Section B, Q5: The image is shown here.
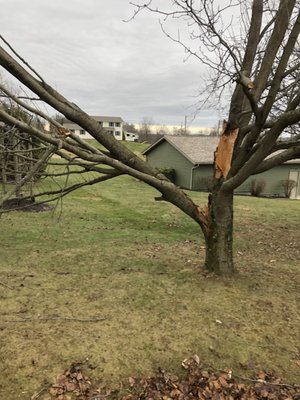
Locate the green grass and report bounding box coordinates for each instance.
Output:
[0,153,300,398]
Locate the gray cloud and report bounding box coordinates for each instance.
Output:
[1,0,219,127]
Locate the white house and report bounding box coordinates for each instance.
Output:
[124,131,139,142]
[60,116,124,140]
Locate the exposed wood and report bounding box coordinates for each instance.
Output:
[214,121,239,179]
[57,127,71,136]
[195,205,209,236]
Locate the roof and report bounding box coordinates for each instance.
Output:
[91,116,123,123]
[143,135,300,165]
[62,116,123,125]
[143,135,219,164]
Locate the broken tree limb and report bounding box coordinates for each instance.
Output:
[239,70,255,89]
[0,145,55,207]
[214,121,239,179]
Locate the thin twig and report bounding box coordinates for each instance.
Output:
[217,368,300,389]
[233,374,300,390]
[0,280,14,289]
[31,386,48,400]
[3,316,106,323]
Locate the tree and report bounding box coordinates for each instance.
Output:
[138,116,154,142]
[123,121,138,134]
[0,0,300,275]
[155,124,170,136]
[172,126,191,135]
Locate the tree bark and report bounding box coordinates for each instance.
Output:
[204,189,234,275]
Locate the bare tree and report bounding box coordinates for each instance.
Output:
[129,0,300,272]
[1,0,300,275]
[172,126,191,135]
[138,116,154,142]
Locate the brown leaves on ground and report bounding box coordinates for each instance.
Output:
[34,358,300,400]
[32,361,115,400]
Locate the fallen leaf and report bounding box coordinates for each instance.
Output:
[128,377,135,387]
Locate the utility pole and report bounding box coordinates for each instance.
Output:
[184,116,187,135]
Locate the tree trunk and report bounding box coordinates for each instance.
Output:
[204,189,235,275]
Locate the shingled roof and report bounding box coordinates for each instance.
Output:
[62,116,123,126]
[143,135,219,164]
[143,135,300,165]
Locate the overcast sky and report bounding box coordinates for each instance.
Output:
[1,0,222,128]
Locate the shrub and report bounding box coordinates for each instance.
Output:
[159,168,176,182]
[250,178,266,197]
[281,179,296,198]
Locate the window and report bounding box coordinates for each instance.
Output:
[109,122,114,127]
[115,131,121,136]
[115,122,120,127]
[108,130,114,135]
[70,129,75,133]
[79,129,85,135]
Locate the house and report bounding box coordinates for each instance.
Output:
[124,131,139,142]
[143,135,300,199]
[61,116,124,140]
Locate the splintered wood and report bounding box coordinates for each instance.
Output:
[196,205,209,234]
[214,121,239,179]
[57,127,71,136]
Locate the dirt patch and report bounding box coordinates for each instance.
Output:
[1,198,54,212]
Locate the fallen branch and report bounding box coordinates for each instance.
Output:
[230,372,300,390]
[3,316,106,323]
[0,145,55,207]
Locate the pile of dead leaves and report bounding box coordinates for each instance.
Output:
[32,362,117,400]
[32,357,300,400]
[124,357,300,400]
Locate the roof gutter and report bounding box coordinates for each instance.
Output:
[190,164,200,190]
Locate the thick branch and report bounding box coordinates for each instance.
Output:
[254,0,297,101]
[0,45,158,177]
[224,107,300,190]
[0,105,209,234]
[261,11,300,120]
[0,82,107,157]
[254,146,300,174]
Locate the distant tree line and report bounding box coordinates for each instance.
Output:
[124,117,218,144]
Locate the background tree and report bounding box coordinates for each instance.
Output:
[123,121,138,134]
[0,0,300,275]
[172,126,191,135]
[138,116,154,142]
[154,124,170,136]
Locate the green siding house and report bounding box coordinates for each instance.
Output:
[143,136,300,199]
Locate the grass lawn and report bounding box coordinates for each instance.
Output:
[0,145,299,398]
